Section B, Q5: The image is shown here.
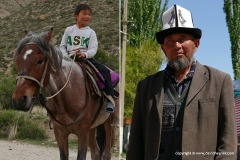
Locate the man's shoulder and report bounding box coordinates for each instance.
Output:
[139,71,164,86]
[197,62,231,80]
[199,63,228,76]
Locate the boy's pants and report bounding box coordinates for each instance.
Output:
[88,58,114,96]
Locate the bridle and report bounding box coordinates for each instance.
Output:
[16,42,49,88]
[15,42,103,126]
[16,42,75,100]
[15,42,87,126]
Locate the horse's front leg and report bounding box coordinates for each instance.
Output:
[76,130,89,160]
[53,126,69,160]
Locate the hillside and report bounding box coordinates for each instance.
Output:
[0,0,119,73]
[0,0,36,18]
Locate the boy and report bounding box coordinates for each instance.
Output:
[60,3,115,113]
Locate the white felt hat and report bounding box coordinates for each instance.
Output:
[156,4,202,44]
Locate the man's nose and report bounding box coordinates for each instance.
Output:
[173,41,181,47]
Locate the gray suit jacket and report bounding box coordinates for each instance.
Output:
[126,62,237,160]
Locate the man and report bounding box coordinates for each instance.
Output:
[126,4,237,160]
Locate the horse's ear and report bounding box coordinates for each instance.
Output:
[44,28,54,43]
[24,30,28,37]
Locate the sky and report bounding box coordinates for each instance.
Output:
[162,0,234,79]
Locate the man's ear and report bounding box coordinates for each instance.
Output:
[161,45,166,55]
[194,38,200,48]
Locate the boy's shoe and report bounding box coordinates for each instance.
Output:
[106,101,114,113]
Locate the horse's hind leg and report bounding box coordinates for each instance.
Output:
[77,145,88,160]
[102,117,115,160]
[89,128,101,160]
[54,127,69,160]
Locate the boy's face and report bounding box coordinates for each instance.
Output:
[75,9,92,28]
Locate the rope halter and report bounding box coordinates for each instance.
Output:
[16,42,49,90]
[16,42,76,100]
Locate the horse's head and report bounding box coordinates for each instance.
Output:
[12,28,61,111]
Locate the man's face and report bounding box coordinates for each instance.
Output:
[161,33,200,70]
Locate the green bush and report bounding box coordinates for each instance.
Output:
[0,110,47,140]
[124,39,164,117]
[0,72,4,79]
[16,118,46,140]
[0,109,16,137]
[0,75,16,109]
[95,50,119,71]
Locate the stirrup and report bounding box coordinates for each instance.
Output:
[106,101,114,113]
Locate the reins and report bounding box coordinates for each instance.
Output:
[45,52,76,100]
[16,42,76,100]
[16,42,91,126]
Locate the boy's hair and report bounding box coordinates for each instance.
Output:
[74,4,92,16]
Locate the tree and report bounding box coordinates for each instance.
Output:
[128,0,169,46]
[123,0,168,117]
[124,40,164,117]
[223,0,240,79]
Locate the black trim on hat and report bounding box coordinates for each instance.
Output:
[155,27,202,44]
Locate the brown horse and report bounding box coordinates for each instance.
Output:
[12,29,118,160]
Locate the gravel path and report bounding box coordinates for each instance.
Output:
[0,140,119,160]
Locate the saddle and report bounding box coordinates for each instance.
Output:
[83,60,119,97]
[77,59,119,128]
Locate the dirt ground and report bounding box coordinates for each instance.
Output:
[0,140,119,160]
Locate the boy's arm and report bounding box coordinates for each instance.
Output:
[60,29,69,57]
[83,30,98,59]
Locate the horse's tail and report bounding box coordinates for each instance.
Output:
[96,123,106,157]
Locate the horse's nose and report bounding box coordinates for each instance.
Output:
[12,96,27,110]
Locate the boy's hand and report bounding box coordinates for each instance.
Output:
[77,52,86,58]
[75,49,86,58]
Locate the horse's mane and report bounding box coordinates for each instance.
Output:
[15,31,63,71]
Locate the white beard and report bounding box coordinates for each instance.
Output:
[167,56,194,70]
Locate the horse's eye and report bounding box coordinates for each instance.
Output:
[37,59,44,65]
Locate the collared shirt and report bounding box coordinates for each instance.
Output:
[165,60,196,96]
[159,61,196,160]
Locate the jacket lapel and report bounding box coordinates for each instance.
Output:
[152,71,165,119]
[185,62,209,106]
[145,71,165,159]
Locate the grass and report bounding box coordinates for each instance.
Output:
[0,108,120,157]
[0,109,79,149]
[0,109,47,140]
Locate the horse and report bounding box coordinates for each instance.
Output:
[12,28,119,160]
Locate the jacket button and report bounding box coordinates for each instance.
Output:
[176,127,180,131]
[176,102,182,107]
